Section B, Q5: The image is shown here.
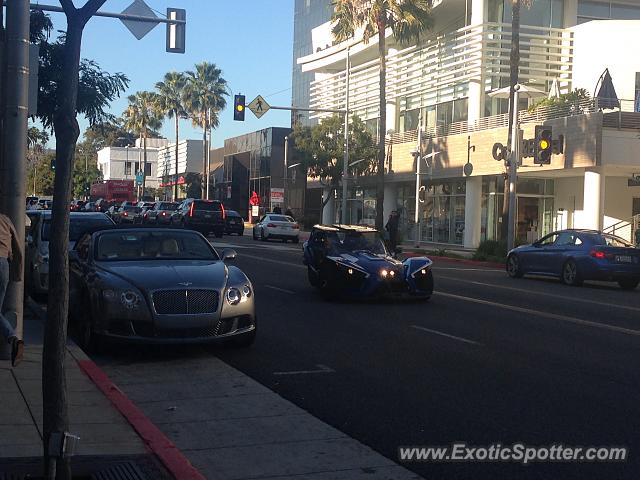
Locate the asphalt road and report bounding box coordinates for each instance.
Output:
[98,232,640,480]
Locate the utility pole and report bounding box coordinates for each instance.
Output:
[413,124,422,248]
[507,85,521,251]
[284,135,288,207]
[341,46,350,224]
[0,0,30,350]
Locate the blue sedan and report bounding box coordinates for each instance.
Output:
[506,229,640,290]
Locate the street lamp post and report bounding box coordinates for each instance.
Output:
[507,85,521,251]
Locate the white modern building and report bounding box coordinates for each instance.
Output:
[156,139,204,198]
[97,138,168,190]
[297,0,640,246]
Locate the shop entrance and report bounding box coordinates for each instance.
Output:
[517,196,554,243]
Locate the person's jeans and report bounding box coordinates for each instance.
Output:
[0,257,15,340]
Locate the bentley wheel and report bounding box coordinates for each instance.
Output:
[78,320,101,354]
[561,260,582,286]
[506,254,523,278]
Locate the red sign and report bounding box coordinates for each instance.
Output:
[159,176,186,188]
[249,191,260,206]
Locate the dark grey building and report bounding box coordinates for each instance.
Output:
[291,0,333,126]
[215,128,310,222]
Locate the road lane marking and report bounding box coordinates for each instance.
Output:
[263,285,295,294]
[236,253,307,269]
[433,267,503,272]
[273,364,335,375]
[435,291,640,337]
[411,325,483,346]
[438,275,640,313]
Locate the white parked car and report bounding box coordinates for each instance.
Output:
[252,214,300,243]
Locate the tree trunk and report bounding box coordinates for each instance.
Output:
[501,0,520,241]
[376,22,387,231]
[201,117,207,199]
[44,16,82,480]
[173,113,179,201]
[141,128,147,199]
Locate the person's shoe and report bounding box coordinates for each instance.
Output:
[10,337,24,367]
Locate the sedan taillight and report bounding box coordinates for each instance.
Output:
[267,223,276,228]
[590,249,612,260]
[292,224,299,230]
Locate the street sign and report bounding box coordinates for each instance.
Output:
[270,188,285,204]
[135,171,144,186]
[120,0,159,40]
[248,95,270,119]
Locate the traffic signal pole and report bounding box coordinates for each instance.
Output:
[0,0,29,349]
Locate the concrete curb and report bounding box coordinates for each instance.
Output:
[75,358,206,480]
[26,296,205,480]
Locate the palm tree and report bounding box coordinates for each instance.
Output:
[155,72,187,201]
[123,91,163,199]
[332,0,433,230]
[183,62,228,199]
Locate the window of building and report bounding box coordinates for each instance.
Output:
[502,0,564,27]
[577,0,640,23]
[399,98,468,133]
[124,162,132,176]
[144,162,152,176]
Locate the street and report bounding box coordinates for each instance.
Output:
[91,232,640,480]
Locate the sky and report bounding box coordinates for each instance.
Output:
[46,0,295,148]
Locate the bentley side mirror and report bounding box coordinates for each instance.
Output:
[221,249,237,262]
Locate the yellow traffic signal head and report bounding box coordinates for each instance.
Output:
[539,139,549,150]
[237,104,244,112]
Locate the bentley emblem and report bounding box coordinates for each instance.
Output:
[178,282,193,287]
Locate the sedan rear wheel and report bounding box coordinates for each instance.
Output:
[506,254,523,278]
[618,278,639,290]
[561,260,583,286]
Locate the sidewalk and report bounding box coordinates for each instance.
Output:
[0,303,173,479]
[2,301,424,480]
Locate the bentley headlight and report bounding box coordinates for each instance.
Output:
[120,290,140,310]
[226,287,241,305]
[242,284,252,298]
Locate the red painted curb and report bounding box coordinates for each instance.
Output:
[76,359,206,480]
[403,253,505,270]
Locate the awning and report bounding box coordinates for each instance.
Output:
[594,69,620,109]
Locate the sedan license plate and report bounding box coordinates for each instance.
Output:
[615,255,633,263]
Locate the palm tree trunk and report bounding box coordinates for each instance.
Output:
[501,0,521,241]
[174,113,179,201]
[201,115,207,199]
[141,129,148,199]
[376,22,387,231]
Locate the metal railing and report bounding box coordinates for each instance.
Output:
[603,214,640,244]
[385,97,640,145]
[309,22,574,121]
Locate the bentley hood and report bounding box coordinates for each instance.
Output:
[96,260,228,291]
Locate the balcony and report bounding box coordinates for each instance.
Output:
[309,22,574,120]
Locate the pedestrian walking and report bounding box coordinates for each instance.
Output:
[385,210,400,252]
[0,213,24,367]
[285,207,294,219]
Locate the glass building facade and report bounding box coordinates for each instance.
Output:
[292,0,333,126]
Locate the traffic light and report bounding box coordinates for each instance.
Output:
[534,125,553,165]
[234,95,245,121]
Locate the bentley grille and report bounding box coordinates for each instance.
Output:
[152,289,219,315]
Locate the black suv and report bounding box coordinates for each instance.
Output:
[171,198,226,237]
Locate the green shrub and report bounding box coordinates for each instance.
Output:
[473,239,508,263]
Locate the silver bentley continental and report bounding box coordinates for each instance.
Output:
[68,227,256,350]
